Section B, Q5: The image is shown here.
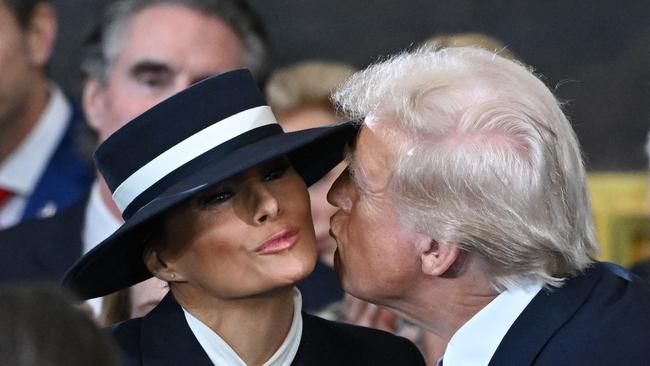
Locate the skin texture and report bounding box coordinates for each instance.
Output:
[0,1,55,162]
[146,158,317,365]
[277,103,345,266]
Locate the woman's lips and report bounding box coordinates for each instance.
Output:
[256,229,300,254]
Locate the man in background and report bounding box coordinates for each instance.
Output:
[0,0,93,228]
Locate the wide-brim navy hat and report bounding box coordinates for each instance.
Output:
[63,69,356,300]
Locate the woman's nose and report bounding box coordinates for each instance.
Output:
[327,169,353,213]
[253,184,280,223]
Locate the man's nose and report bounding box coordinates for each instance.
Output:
[327,169,353,212]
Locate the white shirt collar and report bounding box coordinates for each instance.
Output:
[0,84,71,195]
[184,288,303,366]
[443,282,542,366]
[83,182,123,255]
[83,182,123,317]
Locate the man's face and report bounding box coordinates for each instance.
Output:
[86,4,245,141]
[327,124,422,304]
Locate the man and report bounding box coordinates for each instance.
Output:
[328,46,650,365]
[0,0,268,293]
[0,0,93,228]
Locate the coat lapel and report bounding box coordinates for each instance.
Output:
[141,293,213,366]
[488,264,604,365]
[32,194,87,279]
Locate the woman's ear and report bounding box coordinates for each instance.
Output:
[143,247,182,282]
[419,238,461,277]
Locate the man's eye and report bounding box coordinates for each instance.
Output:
[135,71,171,88]
[263,165,289,181]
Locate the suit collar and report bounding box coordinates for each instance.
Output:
[140,293,213,366]
[488,263,604,365]
[82,183,122,255]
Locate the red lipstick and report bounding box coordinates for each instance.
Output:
[256,229,300,254]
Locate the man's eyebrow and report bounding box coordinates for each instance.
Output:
[129,60,173,75]
[343,146,371,194]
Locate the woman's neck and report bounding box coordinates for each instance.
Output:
[173,285,297,366]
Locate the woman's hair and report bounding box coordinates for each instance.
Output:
[83,0,270,83]
[333,46,598,290]
[101,289,131,325]
[0,283,119,366]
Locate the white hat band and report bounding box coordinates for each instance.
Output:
[112,105,278,213]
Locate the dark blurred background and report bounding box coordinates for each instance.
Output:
[50,0,650,171]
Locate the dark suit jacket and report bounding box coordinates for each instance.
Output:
[0,193,86,283]
[20,97,94,221]
[111,293,426,366]
[489,262,650,365]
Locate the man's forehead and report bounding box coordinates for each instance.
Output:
[351,124,399,192]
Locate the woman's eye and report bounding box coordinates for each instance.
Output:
[199,190,233,206]
[263,165,289,181]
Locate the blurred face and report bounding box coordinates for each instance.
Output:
[0,2,40,129]
[85,4,244,141]
[328,124,421,303]
[278,104,345,265]
[156,157,317,300]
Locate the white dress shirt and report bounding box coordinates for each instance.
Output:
[184,288,303,366]
[442,282,542,366]
[0,84,71,227]
[82,182,123,316]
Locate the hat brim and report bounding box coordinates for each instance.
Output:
[63,122,357,300]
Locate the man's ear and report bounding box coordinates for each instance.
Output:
[25,2,57,67]
[143,247,183,282]
[82,78,108,133]
[418,238,461,277]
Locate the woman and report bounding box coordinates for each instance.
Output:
[63,70,425,366]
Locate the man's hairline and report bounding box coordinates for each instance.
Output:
[100,2,248,85]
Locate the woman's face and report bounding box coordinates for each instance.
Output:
[155,157,317,299]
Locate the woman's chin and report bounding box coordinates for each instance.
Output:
[279,255,317,285]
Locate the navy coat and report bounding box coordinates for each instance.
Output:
[111,293,427,366]
[0,193,86,282]
[489,262,650,365]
